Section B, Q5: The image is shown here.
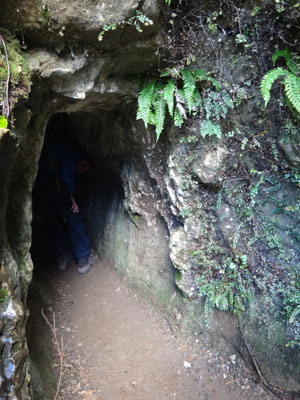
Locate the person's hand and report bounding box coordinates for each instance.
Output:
[71,196,79,213]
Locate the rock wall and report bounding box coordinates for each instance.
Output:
[0,0,299,398]
[0,110,44,399]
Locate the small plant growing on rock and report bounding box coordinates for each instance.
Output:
[0,286,9,303]
[261,49,300,113]
[98,11,153,41]
[0,29,31,123]
[195,255,252,319]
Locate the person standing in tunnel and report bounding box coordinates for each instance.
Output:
[33,128,95,275]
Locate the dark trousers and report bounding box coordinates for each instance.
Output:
[33,171,90,260]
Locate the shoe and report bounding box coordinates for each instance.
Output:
[56,253,70,272]
[77,252,96,275]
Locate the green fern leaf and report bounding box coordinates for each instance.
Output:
[163,80,176,116]
[208,77,221,92]
[272,49,290,65]
[289,305,300,323]
[154,91,166,140]
[286,58,299,76]
[137,80,157,128]
[272,49,299,75]
[174,106,184,127]
[160,69,170,77]
[260,68,288,107]
[193,69,221,91]
[193,88,202,109]
[182,69,196,114]
[148,110,156,125]
[284,74,300,113]
[193,69,209,81]
[200,120,222,139]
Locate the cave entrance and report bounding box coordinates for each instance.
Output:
[28,110,127,397]
[31,111,125,270]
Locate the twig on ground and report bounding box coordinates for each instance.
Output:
[41,308,64,400]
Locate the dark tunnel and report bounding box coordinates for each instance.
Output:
[27,111,128,395]
[31,111,125,271]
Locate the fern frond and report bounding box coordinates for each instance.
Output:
[163,80,176,117]
[284,73,300,113]
[260,68,288,107]
[287,58,299,76]
[289,305,300,323]
[193,88,202,110]
[182,69,196,114]
[174,106,184,127]
[148,110,156,125]
[137,80,157,128]
[208,77,221,92]
[200,120,222,139]
[193,69,209,81]
[272,49,290,65]
[154,91,166,140]
[272,49,299,75]
[160,69,170,77]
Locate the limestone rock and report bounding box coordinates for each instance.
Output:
[169,227,195,297]
[183,217,204,242]
[2,0,161,48]
[191,142,229,185]
[216,201,240,244]
[278,134,300,168]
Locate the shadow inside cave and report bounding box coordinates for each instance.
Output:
[27,110,126,399]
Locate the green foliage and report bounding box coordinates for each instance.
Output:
[200,120,222,139]
[182,69,196,113]
[261,49,300,113]
[98,11,153,41]
[175,270,181,281]
[0,115,8,128]
[285,74,300,113]
[195,255,252,318]
[136,80,156,128]
[0,29,31,119]
[154,90,166,140]
[165,0,172,5]
[218,168,300,346]
[137,68,232,140]
[0,286,8,303]
[203,89,234,120]
[280,272,300,347]
[164,80,176,116]
[289,304,300,324]
[261,68,288,106]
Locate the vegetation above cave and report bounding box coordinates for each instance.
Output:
[0,29,31,125]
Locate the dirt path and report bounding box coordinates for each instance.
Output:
[49,259,275,400]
